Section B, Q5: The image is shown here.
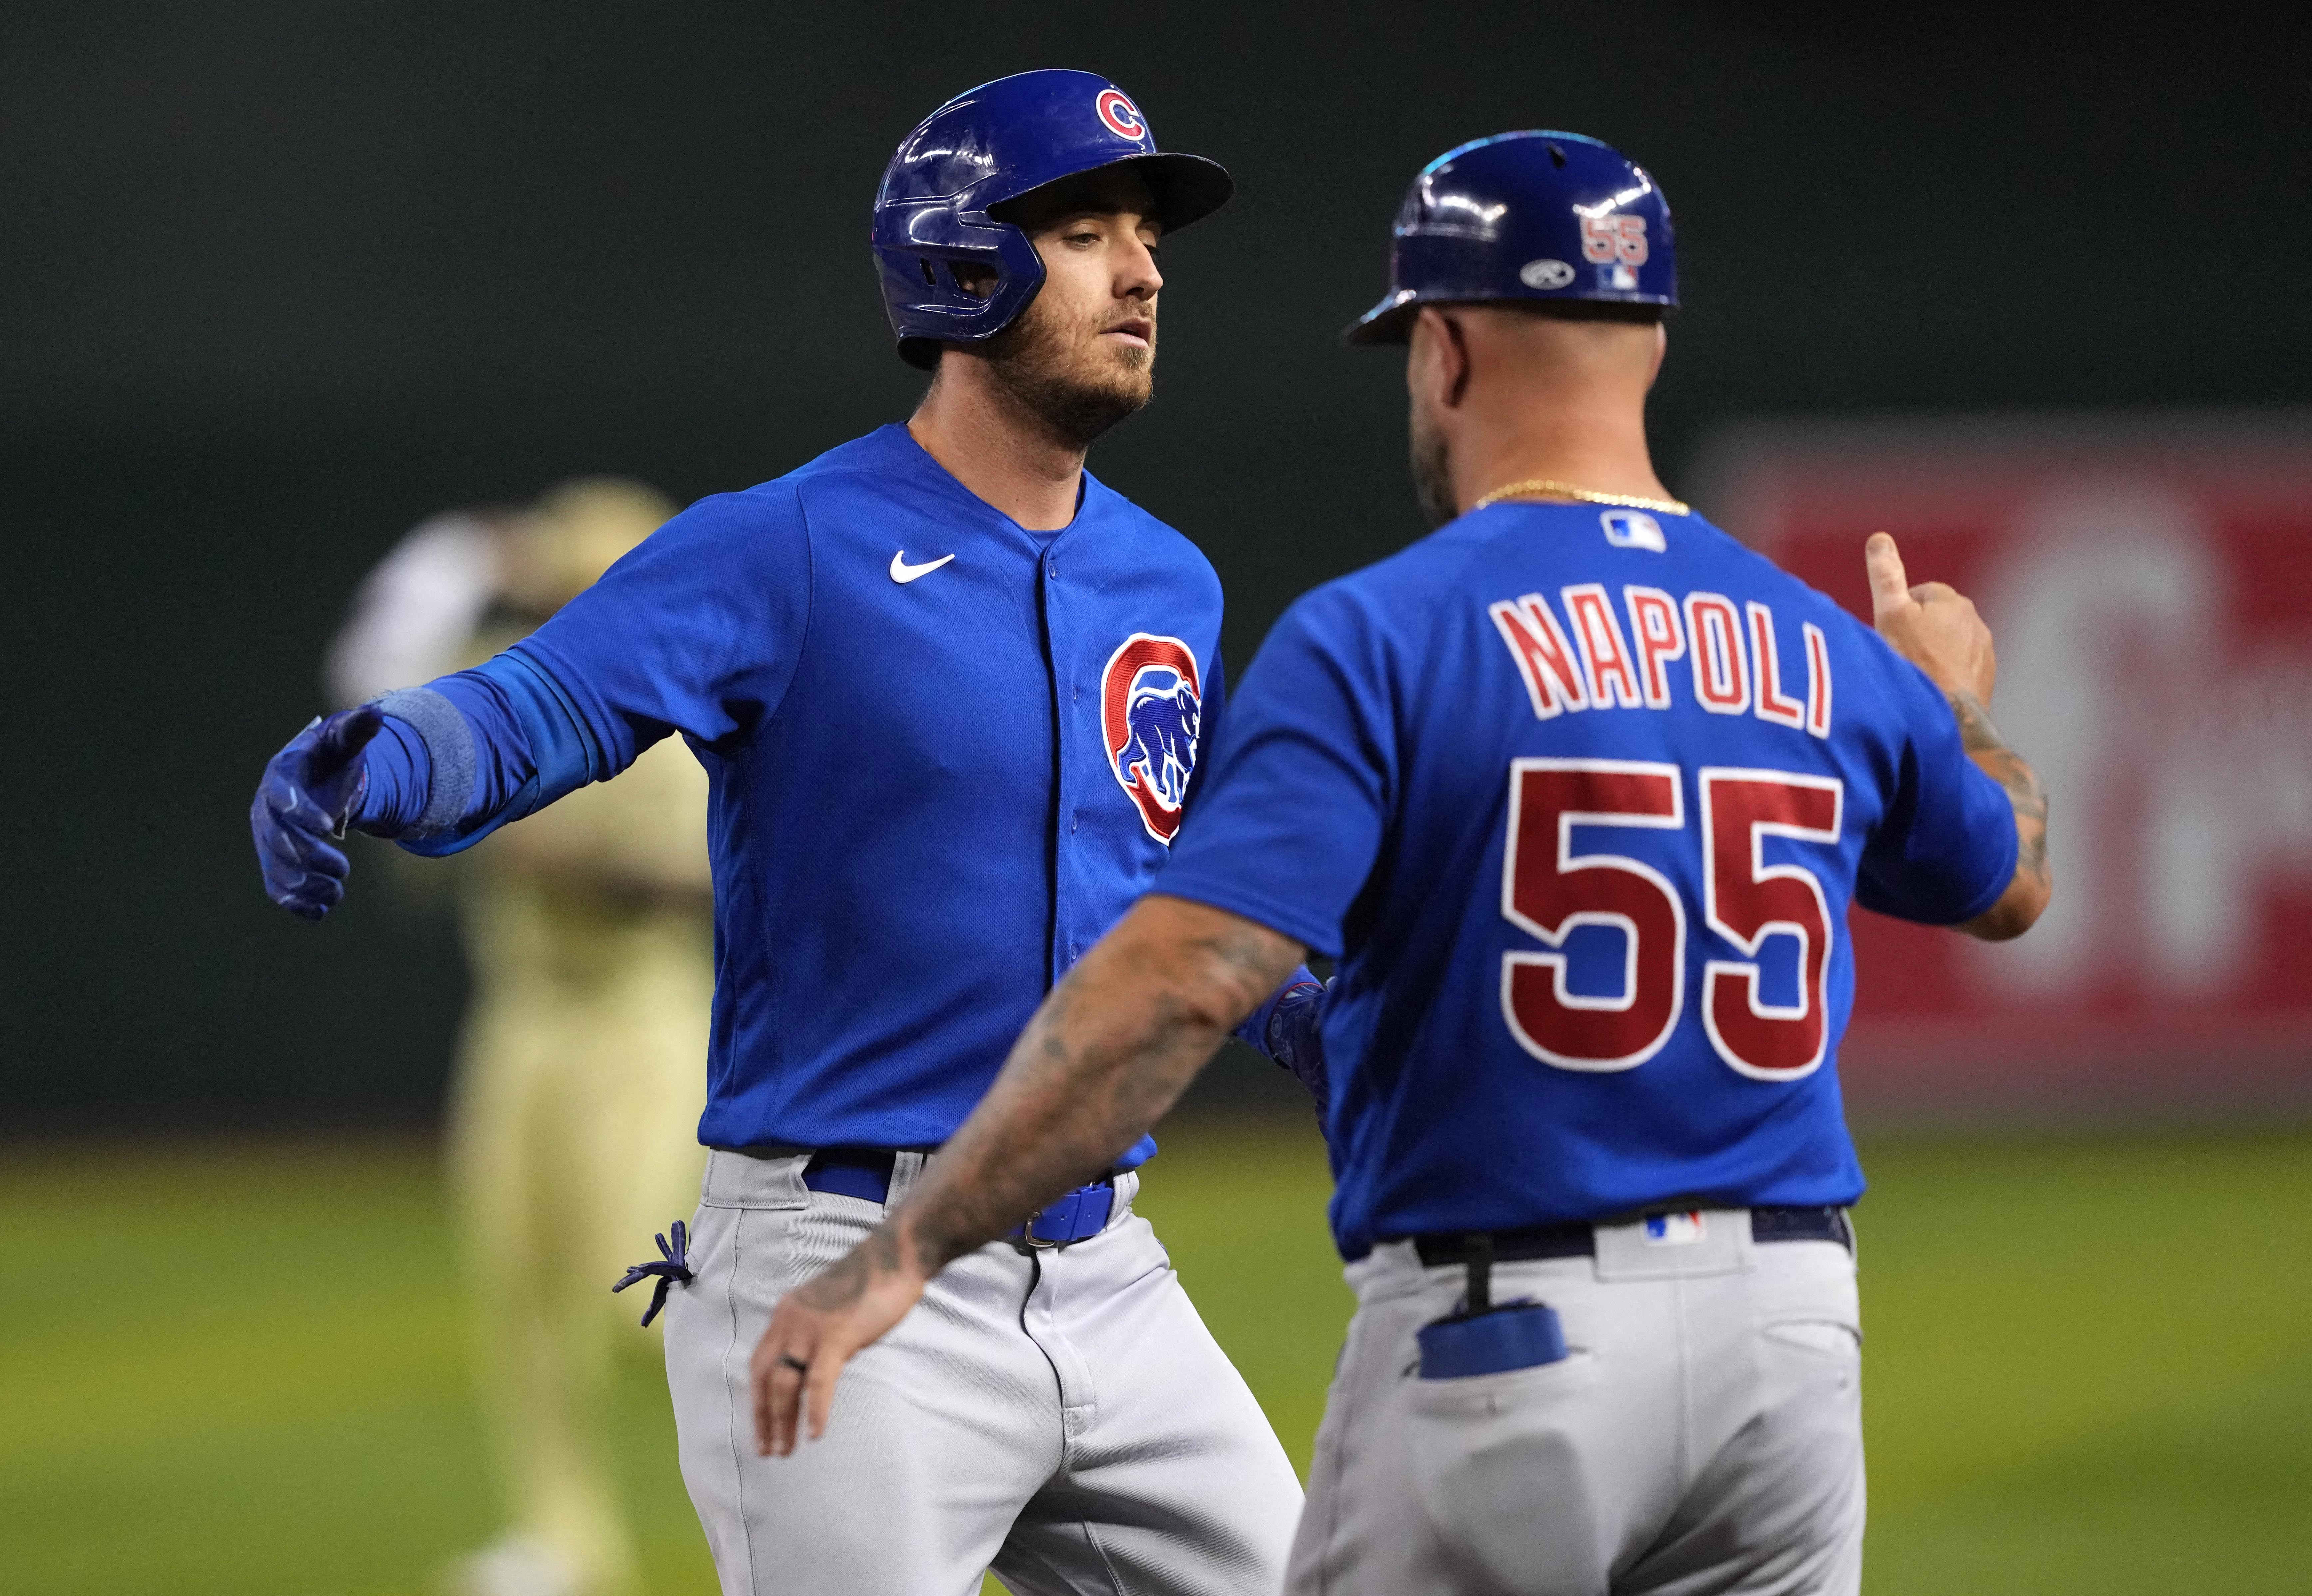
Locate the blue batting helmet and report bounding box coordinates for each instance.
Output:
[1346,131,1675,344]
[873,70,1234,370]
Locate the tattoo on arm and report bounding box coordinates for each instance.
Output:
[791,1224,907,1313]
[888,902,1305,1280]
[1947,689,2048,891]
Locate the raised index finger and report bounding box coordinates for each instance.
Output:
[1864,533,1912,623]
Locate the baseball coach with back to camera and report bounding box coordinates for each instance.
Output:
[748,128,2052,1596]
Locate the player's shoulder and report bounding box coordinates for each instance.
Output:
[1279,504,1593,638]
[1695,522,1911,662]
[714,423,949,534]
[653,427,943,564]
[1687,517,1856,623]
[615,478,805,577]
[1253,531,1475,678]
[1691,516,1949,733]
[756,428,908,516]
[647,442,845,545]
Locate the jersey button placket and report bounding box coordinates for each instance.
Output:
[1041,541,1071,987]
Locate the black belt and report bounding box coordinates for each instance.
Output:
[1411,1205,1851,1267]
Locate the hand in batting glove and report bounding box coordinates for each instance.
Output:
[251,704,384,921]
[1263,978,1330,1120]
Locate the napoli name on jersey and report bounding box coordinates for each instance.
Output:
[361,422,1231,1152]
[1157,500,2018,1259]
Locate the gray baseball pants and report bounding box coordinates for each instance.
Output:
[1288,1212,1864,1596]
[663,1148,1304,1595]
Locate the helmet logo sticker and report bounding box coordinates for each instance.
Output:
[1519,259,1576,289]
[1580,214,1649,265]
[1095,89,1146,140]
[1101,633,1202,844]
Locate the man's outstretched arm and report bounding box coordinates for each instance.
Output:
[751,894,1307,1456]
[250,656,597,919]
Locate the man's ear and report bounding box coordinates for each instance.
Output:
[1415,307,1472,409]
[1648,320,1667,387]
[1410,307,1473,411]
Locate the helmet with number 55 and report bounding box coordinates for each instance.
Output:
[1346,130,1677,343]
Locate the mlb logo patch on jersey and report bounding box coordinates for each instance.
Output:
[1602,510,1667,552]
[1644,1210,1708,1246]
[1102,633,1202,845]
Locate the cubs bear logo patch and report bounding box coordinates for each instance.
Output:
[1101,633,1202,844]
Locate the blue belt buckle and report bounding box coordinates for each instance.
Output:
[1416,1301,1570,1380]
[1019,1181,1114,1247]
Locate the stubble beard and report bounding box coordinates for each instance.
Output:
[1408,401,1458,529]
[981,295,1156,451]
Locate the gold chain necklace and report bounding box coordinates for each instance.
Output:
[1469,477,1691,516]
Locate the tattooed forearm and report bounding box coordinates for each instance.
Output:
[892,898,1307,1276]
[1943,689,2052,943]
[793,1224,908,1312]
[1946,689,2048,888]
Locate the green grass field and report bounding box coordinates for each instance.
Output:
[3,1123,2308,1594]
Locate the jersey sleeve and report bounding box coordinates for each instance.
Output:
[513,486,813,767]
[1855,650,2020,925]
[372,487,811,856]
[1157,588,1395,959]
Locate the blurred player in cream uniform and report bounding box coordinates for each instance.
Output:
[330,479,712,1596]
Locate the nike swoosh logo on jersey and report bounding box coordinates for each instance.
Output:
[889,550,956,584]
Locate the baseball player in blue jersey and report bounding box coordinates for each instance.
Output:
[752,133,2053,1594]
[250,70,1325,1596]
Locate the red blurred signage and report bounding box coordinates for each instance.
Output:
[1698,415,2312,1117]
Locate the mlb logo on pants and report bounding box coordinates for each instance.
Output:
[1644,1210,1707,1246]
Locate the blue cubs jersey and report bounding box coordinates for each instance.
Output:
[1157,501,2018,1259]
[401,424,1227,1151]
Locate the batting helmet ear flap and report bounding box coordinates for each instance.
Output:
[875,212,1047,371]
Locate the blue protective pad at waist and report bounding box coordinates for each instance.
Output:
[800,1158,896,1206]
[1417,1301,1569,1379]
[1017,1182,1114,1245]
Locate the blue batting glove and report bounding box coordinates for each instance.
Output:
[1265,978,1331,1120]
[251,704,384,921]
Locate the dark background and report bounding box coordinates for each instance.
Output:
[7,2,2304,1126]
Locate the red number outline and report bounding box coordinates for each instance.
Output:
[1698,768,1844,1080]
[1500,758,1686,1072]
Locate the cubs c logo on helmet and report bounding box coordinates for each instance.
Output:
[1101,633,1201,844]
[1095,88,1146,140]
